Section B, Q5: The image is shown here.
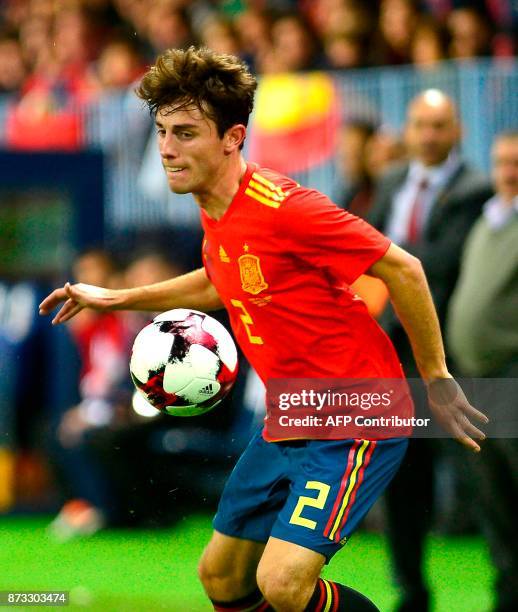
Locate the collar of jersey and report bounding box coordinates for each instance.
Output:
[201,161,258,229]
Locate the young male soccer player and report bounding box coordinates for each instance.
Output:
[40,47,488,612]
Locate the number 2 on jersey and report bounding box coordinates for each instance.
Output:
[230,299,263,345]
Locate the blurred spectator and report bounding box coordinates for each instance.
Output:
[0,0,31,31]
[364,129,407,180]
[233,7,272,70]
[259,11,325,73]
[110,0,149,39]
[369,89,493,612]
[337,121,406,217]
[57,250,131,439]
[51,5,109,73]
[375,0,421,65]
[447,7,494,59]
[324,32,370,70]
[199,16,241,56]
[447,131,518,612]
[93,35,146,91]
[336,119,377,216]
[49,248,134,539]
[65,249,130,408]
[145,2,193,55]
[410,16,451,69]
[18,4,110,103]
[425,1,517,57]
[337,120,406,317]
[125,249,185,289]
[318,0,375,40]
[484,0,518,57]
[448,131,518,377]
[0,32,27,93]
[309,1,375,70]
[305,0,375,41]
[17,13,52,73]
[422,0,486,21]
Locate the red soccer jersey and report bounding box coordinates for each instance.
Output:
[200,163,407,435]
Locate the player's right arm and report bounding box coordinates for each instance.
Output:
[39,267,223,325]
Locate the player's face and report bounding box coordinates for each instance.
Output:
[492,138,518,202]
[156,105,227,195]
[405,98,460,166]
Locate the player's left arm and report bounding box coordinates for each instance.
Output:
[367,243,488,452]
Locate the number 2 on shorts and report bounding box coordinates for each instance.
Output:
[289,481,330,530]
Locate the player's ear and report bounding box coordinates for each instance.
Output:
[223,124,246,154]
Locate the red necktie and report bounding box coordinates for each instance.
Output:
[407,178,429,244]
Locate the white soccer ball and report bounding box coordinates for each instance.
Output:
[130,309,238,416]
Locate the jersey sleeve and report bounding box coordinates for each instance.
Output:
[279,188,391,285]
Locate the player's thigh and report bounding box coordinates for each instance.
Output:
[199,530,265,584]
[256,535,325,597]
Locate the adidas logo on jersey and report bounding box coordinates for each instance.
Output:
[219,245,230,263]
[199,383,214,395]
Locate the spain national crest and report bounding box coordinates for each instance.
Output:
[238,254,268,295]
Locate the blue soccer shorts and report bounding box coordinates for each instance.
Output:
[213,429,408,561]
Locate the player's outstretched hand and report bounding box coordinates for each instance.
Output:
[426,377,488,452]
[39,283,123,325]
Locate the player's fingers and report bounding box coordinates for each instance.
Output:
[51,300,74,324]
[457,435,481,453]
[444,420,480,452]
[39,287,68,314]
[53,296,76,317]
[52,301,83,325]
[459,402,489,424]
[60,302,84,323]
[55,301,84,324]
[459,418,486,441]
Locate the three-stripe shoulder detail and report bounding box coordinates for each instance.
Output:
[245,172,292,209]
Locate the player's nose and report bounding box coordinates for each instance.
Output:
[159,133,179,158]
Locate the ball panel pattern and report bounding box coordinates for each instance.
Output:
[129,309,238,416]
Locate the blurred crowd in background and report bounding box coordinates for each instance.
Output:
[0,0,517,100]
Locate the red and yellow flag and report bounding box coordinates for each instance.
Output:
[249,72,340,174]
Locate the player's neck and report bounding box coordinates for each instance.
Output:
[194,156,247,221]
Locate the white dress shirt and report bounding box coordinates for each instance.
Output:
[483,194,518,230]
[385,152,462,244]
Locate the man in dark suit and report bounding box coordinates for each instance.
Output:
[369,89,493,612]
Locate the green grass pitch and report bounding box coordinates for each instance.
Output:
[0,515,494,611]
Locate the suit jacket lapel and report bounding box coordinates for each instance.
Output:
[423,161,466,235]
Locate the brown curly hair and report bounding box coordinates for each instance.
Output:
[136,46,257,142]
